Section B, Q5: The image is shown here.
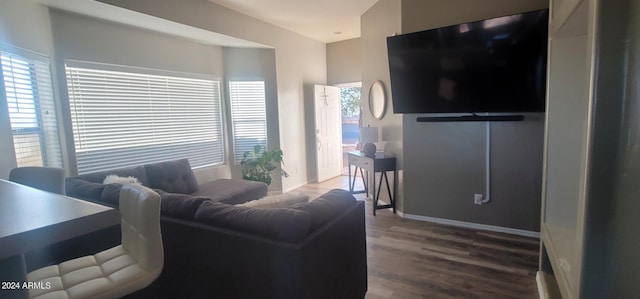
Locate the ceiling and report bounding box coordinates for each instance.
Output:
[208,0,380,43]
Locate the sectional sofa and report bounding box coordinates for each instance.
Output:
[57,159,367,298]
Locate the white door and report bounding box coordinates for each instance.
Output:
[314,85,342,182]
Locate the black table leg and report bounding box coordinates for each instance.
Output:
[373,171,395,215]
[349,165,369,196]
[372,171,377,215]
[359,167,367,194]
[348,164,354,192]
[384,171,395,214]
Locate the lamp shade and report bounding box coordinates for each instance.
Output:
[360,126,378,144]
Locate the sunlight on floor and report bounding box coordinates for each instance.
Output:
[292,175,368,201]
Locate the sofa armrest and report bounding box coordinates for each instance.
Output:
[65,178,106,201]
[298,200,367,298]
[160,193,205,220]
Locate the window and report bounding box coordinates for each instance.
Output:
[65,63,224,174]
[229,81,267,162]
[0,50,62,168]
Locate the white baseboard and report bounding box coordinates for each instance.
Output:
[536,271,548,299]
[536,271,561,299]
[396,211,540,238]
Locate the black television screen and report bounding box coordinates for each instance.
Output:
[387,9,549,114]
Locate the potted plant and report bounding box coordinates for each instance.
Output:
[240,145,289,185]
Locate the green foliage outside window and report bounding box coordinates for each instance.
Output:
[340,87,361,117]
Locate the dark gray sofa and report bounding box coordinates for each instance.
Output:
[65,159,268,211]
[58,159,367,298]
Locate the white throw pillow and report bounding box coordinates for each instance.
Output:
[103,174,140,185]
[238,193,309,209]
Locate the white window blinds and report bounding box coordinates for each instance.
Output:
[65,63,224,174]
[0,51,63,168]
[229,81,267,162]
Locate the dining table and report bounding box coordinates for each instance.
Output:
[0,179,119,299]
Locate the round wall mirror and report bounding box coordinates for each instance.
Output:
[369,80,386,120]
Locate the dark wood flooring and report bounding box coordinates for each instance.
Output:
[292,176,540,299]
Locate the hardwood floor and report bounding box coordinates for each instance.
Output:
[292,176,540,299]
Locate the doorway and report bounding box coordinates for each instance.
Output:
[337,83,362,175]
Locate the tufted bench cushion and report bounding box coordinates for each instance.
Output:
[27,245,155,299]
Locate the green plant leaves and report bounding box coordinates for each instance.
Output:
[240,145,287,185]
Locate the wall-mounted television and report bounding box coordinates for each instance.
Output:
[387,9,549,114]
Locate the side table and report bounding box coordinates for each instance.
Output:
[347,151,396,216]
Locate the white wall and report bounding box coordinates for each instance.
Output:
[327,38,361,85]
[361,0,404,209]
[48,9,232,182]
[0,0,57,178]
[98,0,327,191]
[0,0,327,190]
[223,47,281,191]
[0,1,55,56]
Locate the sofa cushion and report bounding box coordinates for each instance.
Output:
[99,185,203,219]
[289,189,357,230]
[237,193,309,209]
[158,192,206,220]
[194,201,311,242]
[192,179,268,205]
[66,165,148,199]
[144,159,198,194]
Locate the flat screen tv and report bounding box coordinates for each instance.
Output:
[387,9,549,114]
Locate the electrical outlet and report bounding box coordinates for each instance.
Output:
[474,193,483,205]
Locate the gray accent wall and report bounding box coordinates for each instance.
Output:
[401,0,548,34]
[396,0,547,231]
[358,0,548,230]
[403,115,544,231]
